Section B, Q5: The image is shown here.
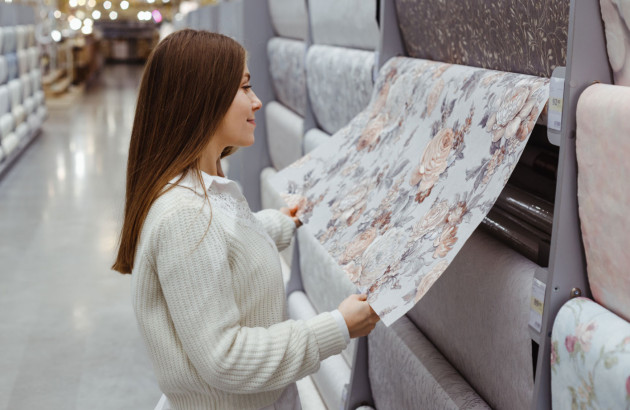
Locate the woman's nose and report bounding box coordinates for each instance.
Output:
[251,91,262,112]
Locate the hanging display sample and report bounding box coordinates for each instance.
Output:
[272,57,549,325]
[600,0,630,86]
[394,0,569,78]
[576,83,630,322]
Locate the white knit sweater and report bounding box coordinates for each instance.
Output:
[131,171,347,410]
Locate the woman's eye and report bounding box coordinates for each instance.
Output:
[242,85,252,91]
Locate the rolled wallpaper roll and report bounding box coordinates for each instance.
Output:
[601,0,630,85]
[15,122,28,140]
[287,291,352,410]
[267,0,308,40]
[303,128,331,154]
[577,83,630,322]
[551,298,630,409]
[16,26,26,51]
[23,97,36,116]
[406,229,537,410]
[369,317,489,409]
[8,79,21,108]
[267,37,306,117]
[0,113,14,139]
[13,105,26,126]
[309,0,379,50]
[259,167,294,268]
[394,0,569,78]
[0,55,7,85]
[494,184,554,234]
[31,69,42,92]
[306,45,374,134]
[17,50,28,76]
[509,164,557,203]
[28,47,38,72]
[0,85,9,115]
[0,27,4,55]
[518,144,558,179]
[26,25,35,48]
[4,27,16,54]
[265,101,304,170]
[272,57,549,325]
[2,132,19,156]
[27,113,39,133]
[20,75,32,101]
[6,53,18,82]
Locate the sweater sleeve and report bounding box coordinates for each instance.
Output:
[253,209,296,252]
[154,203,346,394]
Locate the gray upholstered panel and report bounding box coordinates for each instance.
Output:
[406,229,536,410]
[309,0,379,50]
[369,316,489,409]
[265,101,304,170]
[267,0,308,40]
[268,37,306,117]
[305,45,373,134]
[395,0,570,78]
[297,227,357,365]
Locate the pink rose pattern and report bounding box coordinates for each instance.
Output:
[272,57,548,325]
[551,298,630,409]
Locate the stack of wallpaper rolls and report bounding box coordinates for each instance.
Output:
[552,3,630,405]
[0,23,46,164]
[270,1,380,409]
[259,0,310,272]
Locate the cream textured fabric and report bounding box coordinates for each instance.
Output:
[268,0,308,40]
[131,171,347,410]
[406,230,536,410]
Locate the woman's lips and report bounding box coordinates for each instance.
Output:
[247,119,256,126]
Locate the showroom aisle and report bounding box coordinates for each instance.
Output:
[0,65,161,410]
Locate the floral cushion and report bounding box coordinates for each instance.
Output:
[551,297,630,409]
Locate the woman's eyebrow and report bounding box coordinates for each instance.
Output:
[243,73,251,82]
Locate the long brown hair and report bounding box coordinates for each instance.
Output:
[112,30,246,274]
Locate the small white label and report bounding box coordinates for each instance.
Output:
[547,77,564,131]
[529,278,546,333]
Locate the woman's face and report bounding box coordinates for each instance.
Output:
[213,64,262,149]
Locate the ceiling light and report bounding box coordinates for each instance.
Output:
[103,1,111,9]
[77,0,86,6]
[76,10,85,19]
[69,18,82,30]
[51,30,62,42]
[83,18,93,26]
[69,0,78,7]
[53,10,61,18]
[92,10,101,19]
[120,0,129,9]
[109,11,118,20]
[82,25,93,35]
[88,0,96,6]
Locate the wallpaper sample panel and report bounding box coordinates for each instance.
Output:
[395,0,569,78]
[551,298,630,409]
[309,0,379,50]
[576,83,630,322]
[268,0,308,40]
[600,0,630,85]
[272,57,549,325]
[306,45,374,135]
[268,37,306,117]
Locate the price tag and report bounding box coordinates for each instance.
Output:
[529,278,546,333]
[547,77,564,131]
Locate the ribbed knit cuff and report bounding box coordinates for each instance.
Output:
[306,312,348,361]
[254,209,296,251]
[274,211,296,250]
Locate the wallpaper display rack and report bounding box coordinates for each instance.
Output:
[0,4,46,181]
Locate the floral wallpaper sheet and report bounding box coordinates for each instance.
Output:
[394,0,569,78]
[576,84,630,322]
[551,297,630,409]
[271,57,549,325]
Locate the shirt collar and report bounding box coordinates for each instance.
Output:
[169,170,242,198]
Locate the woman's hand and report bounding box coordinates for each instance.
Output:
[280,205,302,228]
[337,294,380,338]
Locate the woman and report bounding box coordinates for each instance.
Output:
[112,30,379,410]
